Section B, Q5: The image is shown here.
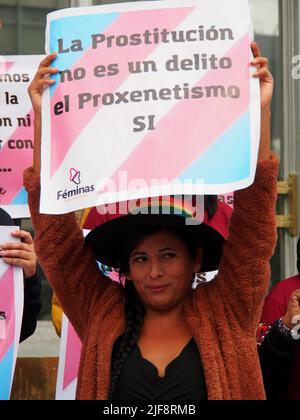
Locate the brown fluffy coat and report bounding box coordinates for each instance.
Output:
[24,156,278,400]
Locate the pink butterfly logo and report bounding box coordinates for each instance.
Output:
[70,168,81,185]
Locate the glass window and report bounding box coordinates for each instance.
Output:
[93,0,137,4]
[250,0,283,286]
[0,0,71,54]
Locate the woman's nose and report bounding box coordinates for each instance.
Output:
[149,260,163,279]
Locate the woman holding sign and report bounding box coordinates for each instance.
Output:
[24,42,277,400]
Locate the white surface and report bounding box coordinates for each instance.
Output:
[250,0,279,36]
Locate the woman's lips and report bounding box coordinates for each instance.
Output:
[147,284,169,292]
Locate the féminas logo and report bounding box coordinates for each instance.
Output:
[70,168,81,185]
[56,168,95,201]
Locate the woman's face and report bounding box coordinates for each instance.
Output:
[127,230,202,312]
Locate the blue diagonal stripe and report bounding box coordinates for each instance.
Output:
[0,345,14,400]
[12,187,28,205]
[179,111,251,184]
[49,12,120,96]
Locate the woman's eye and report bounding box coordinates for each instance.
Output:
[163,253,176,259]
[133,256,147,263]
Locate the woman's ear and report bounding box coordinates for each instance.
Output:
[193,247,203,273]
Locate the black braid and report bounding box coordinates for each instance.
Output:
[108,280,144,400]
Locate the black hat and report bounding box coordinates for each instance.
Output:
[85,198,232,272]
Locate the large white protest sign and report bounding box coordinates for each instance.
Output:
[41,0,259,214]
[0,226,23,400]
[0,55,44,218]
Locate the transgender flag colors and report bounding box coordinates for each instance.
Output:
[0,227,23,400]
[0,56,44,218]
[56,314,81,400]
[41,0,260,214]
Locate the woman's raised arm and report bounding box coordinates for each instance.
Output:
[25,55,123,341]
[28,53,58,175]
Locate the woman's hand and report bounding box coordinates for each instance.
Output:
[251,42,273,160]
[0,230,37,279]
[28,53,58,115]
[251,42,274,110]
[282,290,300,331]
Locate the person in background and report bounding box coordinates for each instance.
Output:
[0,208,41,342]
[257,238,300,400]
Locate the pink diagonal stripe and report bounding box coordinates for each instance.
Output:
[50,7,194,176]
[0,61,14,73]
[106,33,250,188]
[0,110,34,203]
[63,322,81,390]
[0,267,15,362]
[0,59,32,204]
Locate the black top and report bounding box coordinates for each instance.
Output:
[114,338,207,400]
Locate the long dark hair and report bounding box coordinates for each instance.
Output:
[108,280,144,400]
[108,195,218,400]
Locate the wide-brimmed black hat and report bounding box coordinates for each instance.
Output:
[85,198,232,273]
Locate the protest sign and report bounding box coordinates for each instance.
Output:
[56,313,81,400]
[0,55,44,218]
[218,192,234,207]
[0,226,23,400]
[41,0,259,214]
